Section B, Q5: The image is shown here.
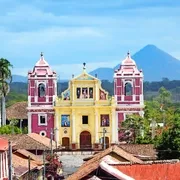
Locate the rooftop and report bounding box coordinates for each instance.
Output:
[67,145,143,180]
[0,137,8,151]
[0,133,56,150]
[6,101,28,120]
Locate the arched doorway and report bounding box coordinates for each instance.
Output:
[62,137,70,149]
[80,131,92,149]
[125,82,132,96]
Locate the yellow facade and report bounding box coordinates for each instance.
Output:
[54,68,117,149]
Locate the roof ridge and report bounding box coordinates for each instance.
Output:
[27,133,51,149]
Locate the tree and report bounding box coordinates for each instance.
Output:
[120,114,151,144]
[157,86,172,106]
[0,58,13,126]
[45,153,63,179]
[155,116,180,159]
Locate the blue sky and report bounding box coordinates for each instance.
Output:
[0,0,180,79]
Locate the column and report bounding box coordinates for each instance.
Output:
[55,114,59,144]
[94,109,99,143]
[54,79,57,96]
[3,153,5,179]
[115,112,119,143]
[72,83,75,101]
[95,83,98,101]
[72,110,76,143]
[35,80,37,102]
[5,151,8,178]
[140,78,144,105]
[28,112,32,133]
[111,108,116,144]
[28,96,31,106]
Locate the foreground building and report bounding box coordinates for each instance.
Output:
[0,138,8,180]
[54,64,117,149]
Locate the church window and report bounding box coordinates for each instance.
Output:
[82,88,88,99]
[38,114,47,126]
[76,88,81,99]
[100,115,110,127]
[82,116,88,124]
[38,83,45,97]
[125,82,132,96]
[89,88,93,98]
[40,130,47,137]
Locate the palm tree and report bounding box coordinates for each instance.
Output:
[0,58,13,126]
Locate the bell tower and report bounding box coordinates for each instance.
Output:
[114,52,144,125]
[27,53,57,138]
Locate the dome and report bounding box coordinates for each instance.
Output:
[35,52,49,66]
[121,51,136,66]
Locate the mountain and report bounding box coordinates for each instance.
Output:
[11,75,69,83]
[12,45,180,82]
[12,75,27,83]
[131,45,180,81]
[90,45,180,81]
[89,68,114,82]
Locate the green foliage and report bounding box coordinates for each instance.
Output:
[22,127,28,134]
[0,124,21,134]
[121,114,153,144]
[156,86,172,105]
[6,91,27,107]
[0,58,13,95]
[155,116,180,159]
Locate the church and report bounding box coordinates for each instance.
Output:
[27,52,144,150]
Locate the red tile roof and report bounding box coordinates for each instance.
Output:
[6,101,28,120]
[114,160,180,180]
[0,137,8,151]
[0,133,56,150]
[12,154,40,177]
[14,149,43,165]
[67,145,143,180]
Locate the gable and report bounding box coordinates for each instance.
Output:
[75,73,95,80]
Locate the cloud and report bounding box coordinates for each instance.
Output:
[1,0,180,71]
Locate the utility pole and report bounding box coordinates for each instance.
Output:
[151,119,156,140]
[20,119,23,133]
[103,128,106,150]
[99,128,107,150]
[28,156,31,179]
[8,141,12,180]
[50,128,53,155]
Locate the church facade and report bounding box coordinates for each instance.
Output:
[27,52,144,148]
[54,64,117,149]
[27,53,57,138]
[114,52,144,139]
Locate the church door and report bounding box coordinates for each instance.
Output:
[62,137,70,149]
[80,131,92,149]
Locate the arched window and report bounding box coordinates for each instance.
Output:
[125,82,132,96]
[38,83,45,97]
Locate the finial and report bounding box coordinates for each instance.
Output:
[40,52,43,57]
[72,74,74,78]
[83,62,86,70]
[127,51,130,57]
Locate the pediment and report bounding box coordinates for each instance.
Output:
[75,73,95,81]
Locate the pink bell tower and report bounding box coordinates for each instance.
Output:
[27,53,57,138]
[114,51,144,126]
